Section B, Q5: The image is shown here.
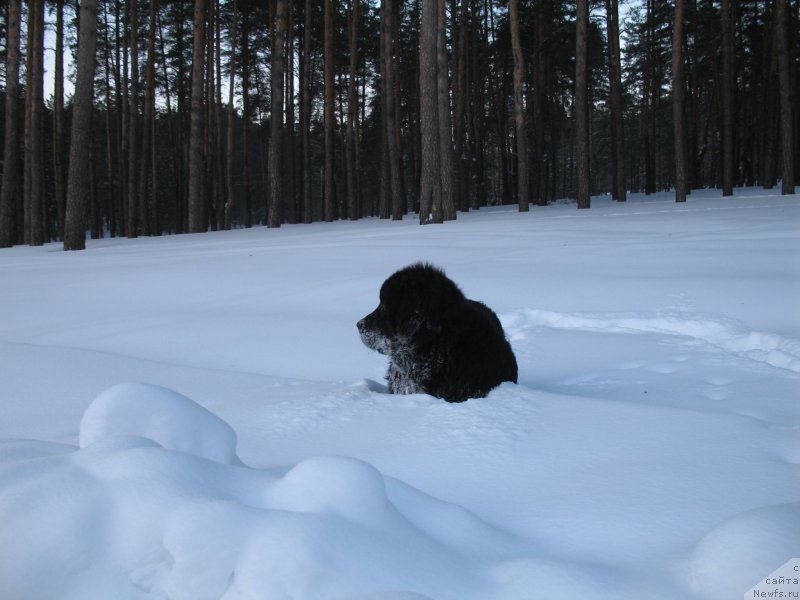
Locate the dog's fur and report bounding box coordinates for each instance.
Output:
[357,263,518,402]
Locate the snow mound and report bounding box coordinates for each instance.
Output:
[79,382,239,465]
[0,383,531,600]
[688,502,800,600]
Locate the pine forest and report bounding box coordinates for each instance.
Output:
[0,0,797,250]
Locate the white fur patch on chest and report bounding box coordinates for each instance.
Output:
[386,339,433,395]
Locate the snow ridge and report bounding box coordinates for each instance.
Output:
[504,308,800,373]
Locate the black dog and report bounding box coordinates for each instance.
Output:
[357,263,518,402]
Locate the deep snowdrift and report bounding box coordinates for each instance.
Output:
[1,188,798,599]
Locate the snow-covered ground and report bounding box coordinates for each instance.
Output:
[1,187,798,600]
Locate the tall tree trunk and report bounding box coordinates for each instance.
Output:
[268,0,287,228]
[127,0,140,237]
[102,4,118,237]
[720,0,735,195]
[487,2,510,205]
[225,0,239,230]
[346,0,361,221]
[437,0,456,220]
[470,0,487,208]
[605,0,626,202]
[453,0,469,210]
[686,0,699,190]
[377,0,391,219]
[0,0,22,247]
[301,0,313,223]
[381,0,403,220]
[26,0,46,245]
[323,0,336,221]
[419,0,442,223]
[509,0,528,211]
[53,0,67,238]
[139,0,158,235]
[575,0,590,209]
[775,0,795,195]
[64,0,100,251]
[205,1,215,230]
[285,1,297,224]
[188,0,208,232]
[214,0,225,230]
[672,0,688,202]
[532,1,547,205]
[241,7,252,228]
[118,0,129,233]
[643,0,656,195]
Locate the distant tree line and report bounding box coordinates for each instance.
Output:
[0,0,797,249]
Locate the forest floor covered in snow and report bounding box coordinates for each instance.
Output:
[1,187,799,600]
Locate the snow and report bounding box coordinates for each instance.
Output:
[1,187,798,600]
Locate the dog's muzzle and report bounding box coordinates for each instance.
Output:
[357,316,389,355]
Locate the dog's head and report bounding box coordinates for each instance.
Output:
[357,263,464,354]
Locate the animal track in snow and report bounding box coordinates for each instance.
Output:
[503,308,800,373]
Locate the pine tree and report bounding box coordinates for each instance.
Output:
[509,0,529,211]
[720,0,735,195]
[605,0,626,202]
[268,0,288,228]
[0,0,22,247]
[64,0,100,251]
[188,0,208,232]
[672,0,688,202]
[575,0,591,209]
[419,0,442,223]
[774,0,795,195]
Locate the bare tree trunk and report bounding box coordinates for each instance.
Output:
[605,0,626,202]
[26,0,46,245]
[0,0,22,247]
[672,0,688,202]
[188,0,207,232]
[205,2,215,230]
[453,0,469,210]
[470,2,487,208]
[643,0,656,195]
[381,0,404,220]
[721,0,735,195]
[509,0,528,211]
[532,2,547,205]
[241,8,252,228]
[125,0,141,236]
[118,0,129,233]
[102,4,118,237]
[346,0,361,220]
[126,0,140,237]
[53,0,67,239]
[301,0,313,223]
[139,0,158,235]
[323,0,336,221]
[268,0,287,228]
[378,0,390,219]
[575,0,590,209]
[775,0,795,195]
[419,0,442,224]
[214,0,225,229]
[225,0,238,230]
[64,0,99,251]
[437,0,456,220]
[285,2,297,224]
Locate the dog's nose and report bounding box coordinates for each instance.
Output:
[357,319,365,332]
